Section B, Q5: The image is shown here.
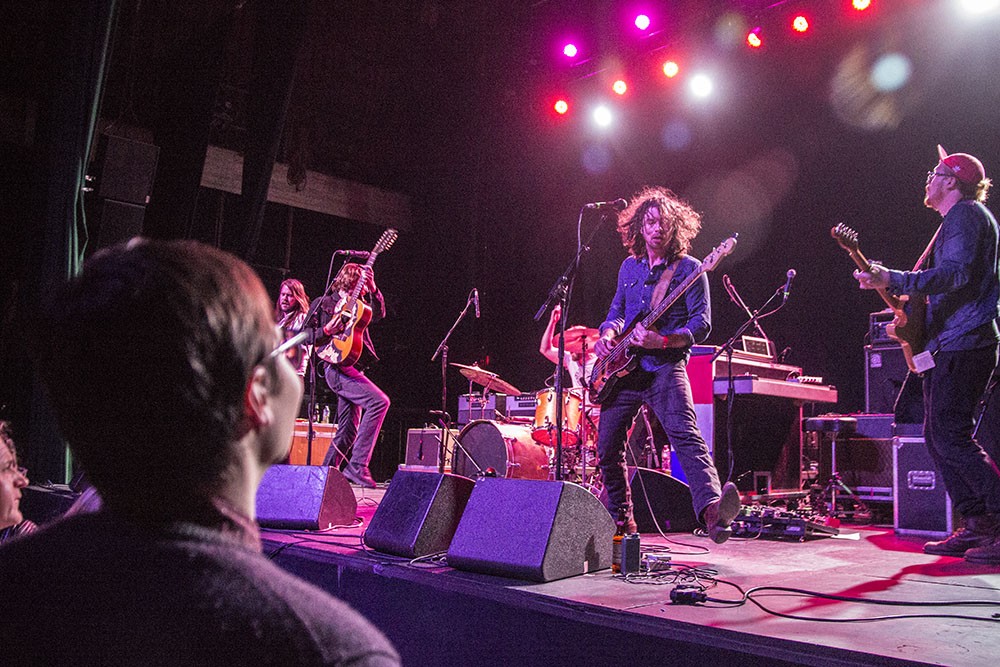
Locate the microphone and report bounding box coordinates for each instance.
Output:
[584,198,628,211]
[336,250,371,259]
[472,288,480,318]
[782,269,797,300]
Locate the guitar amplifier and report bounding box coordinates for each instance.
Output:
[869,310,895,346]
[457,394,537,425]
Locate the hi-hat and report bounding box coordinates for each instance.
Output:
[450,362,521,395]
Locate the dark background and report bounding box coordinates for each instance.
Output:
[3,0,999,481]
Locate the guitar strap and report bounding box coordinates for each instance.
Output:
[650,259,680,309]
[913,224,942,271]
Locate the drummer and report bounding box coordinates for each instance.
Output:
[539,305,599,434]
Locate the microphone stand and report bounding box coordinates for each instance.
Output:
[535,206,608,480]
[723,274,772,343]
[299,251,352,466]
[713,280,790,484]
[431,292,477,474]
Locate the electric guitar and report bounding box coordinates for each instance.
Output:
[831,223,926,372]
[588,236,738,404]
[317,228,398,366]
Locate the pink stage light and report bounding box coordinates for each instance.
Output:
[554,99,569,115]
[853,0,872,9]
[792,16,809,33]
[662,61,679,78]
[613,79,627,95]
[747,28,762,48]
[563,43,578,58]
[635,14,651,31]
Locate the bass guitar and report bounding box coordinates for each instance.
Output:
[317,228,398,366]
[588,236,738,404]
[831,223,926,372]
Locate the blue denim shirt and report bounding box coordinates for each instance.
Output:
[600,254,711,371]
[886,200,1000,353]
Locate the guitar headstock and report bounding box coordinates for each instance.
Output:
[831,223,858,253]
[701,235,738,272]
[374,228,398,254]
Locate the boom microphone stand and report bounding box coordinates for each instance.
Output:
[431,290,478,474]
[535,204,613,480]
[713,272,795,483]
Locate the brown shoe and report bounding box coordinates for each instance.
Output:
[964,534,1000,565]
[923,515,999,557]
[702,482,741,544]
[342,463,377,489]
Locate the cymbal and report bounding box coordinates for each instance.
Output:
[562,326,600,356]
[450,362,521,395]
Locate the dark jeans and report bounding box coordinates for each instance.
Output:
[596,360,721,522]
[322,364,390,468]
[923,346,1000,517]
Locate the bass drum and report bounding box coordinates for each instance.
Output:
[453,420,550,480]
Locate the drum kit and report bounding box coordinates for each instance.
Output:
[449,324,602,489]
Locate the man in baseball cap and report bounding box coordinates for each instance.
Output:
[855,144,1000,565]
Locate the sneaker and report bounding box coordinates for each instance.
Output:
[342,463,376,489]
[923,515,999,557]
[703,482,741,544]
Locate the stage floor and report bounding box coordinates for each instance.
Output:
[261,483,1000,667]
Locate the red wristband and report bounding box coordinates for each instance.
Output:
[661,335,669,349]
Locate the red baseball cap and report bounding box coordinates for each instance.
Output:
[937,144,986,185]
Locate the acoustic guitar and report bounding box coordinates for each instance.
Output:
[831,223,926,373]
[588,236,738,404]
[317,228,398,366]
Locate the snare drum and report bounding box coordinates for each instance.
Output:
[532,388,582,446]
[453,420,550,480]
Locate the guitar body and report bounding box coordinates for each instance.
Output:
[316,298,372,367]
[589,326,639,404]
[886,295,927,372]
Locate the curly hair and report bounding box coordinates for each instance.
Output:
[616,185,702,261]
[332,262,365,293]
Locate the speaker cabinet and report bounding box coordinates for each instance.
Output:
[255,465,356,530]
[95,200,145,249]
[600,467,699,534]
[446,478,614,582]
[364,470,475,558]
[94,134,159,205]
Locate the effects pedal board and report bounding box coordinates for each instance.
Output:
[731,505,840,541]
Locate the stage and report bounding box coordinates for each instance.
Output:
[261,483,1000,667]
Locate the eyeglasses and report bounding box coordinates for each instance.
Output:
[926,171,954,182]
[269,329,310,369]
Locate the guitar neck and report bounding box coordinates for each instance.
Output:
[845,247,904,313]
[343,252,380,309]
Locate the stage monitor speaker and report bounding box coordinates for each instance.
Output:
[600,467,700,534]
[446,478,614,582]
[255,465,356,530]
[363,470,474,558]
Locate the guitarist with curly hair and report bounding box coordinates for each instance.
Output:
[592,186,740,543]
[313,262,389,488]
